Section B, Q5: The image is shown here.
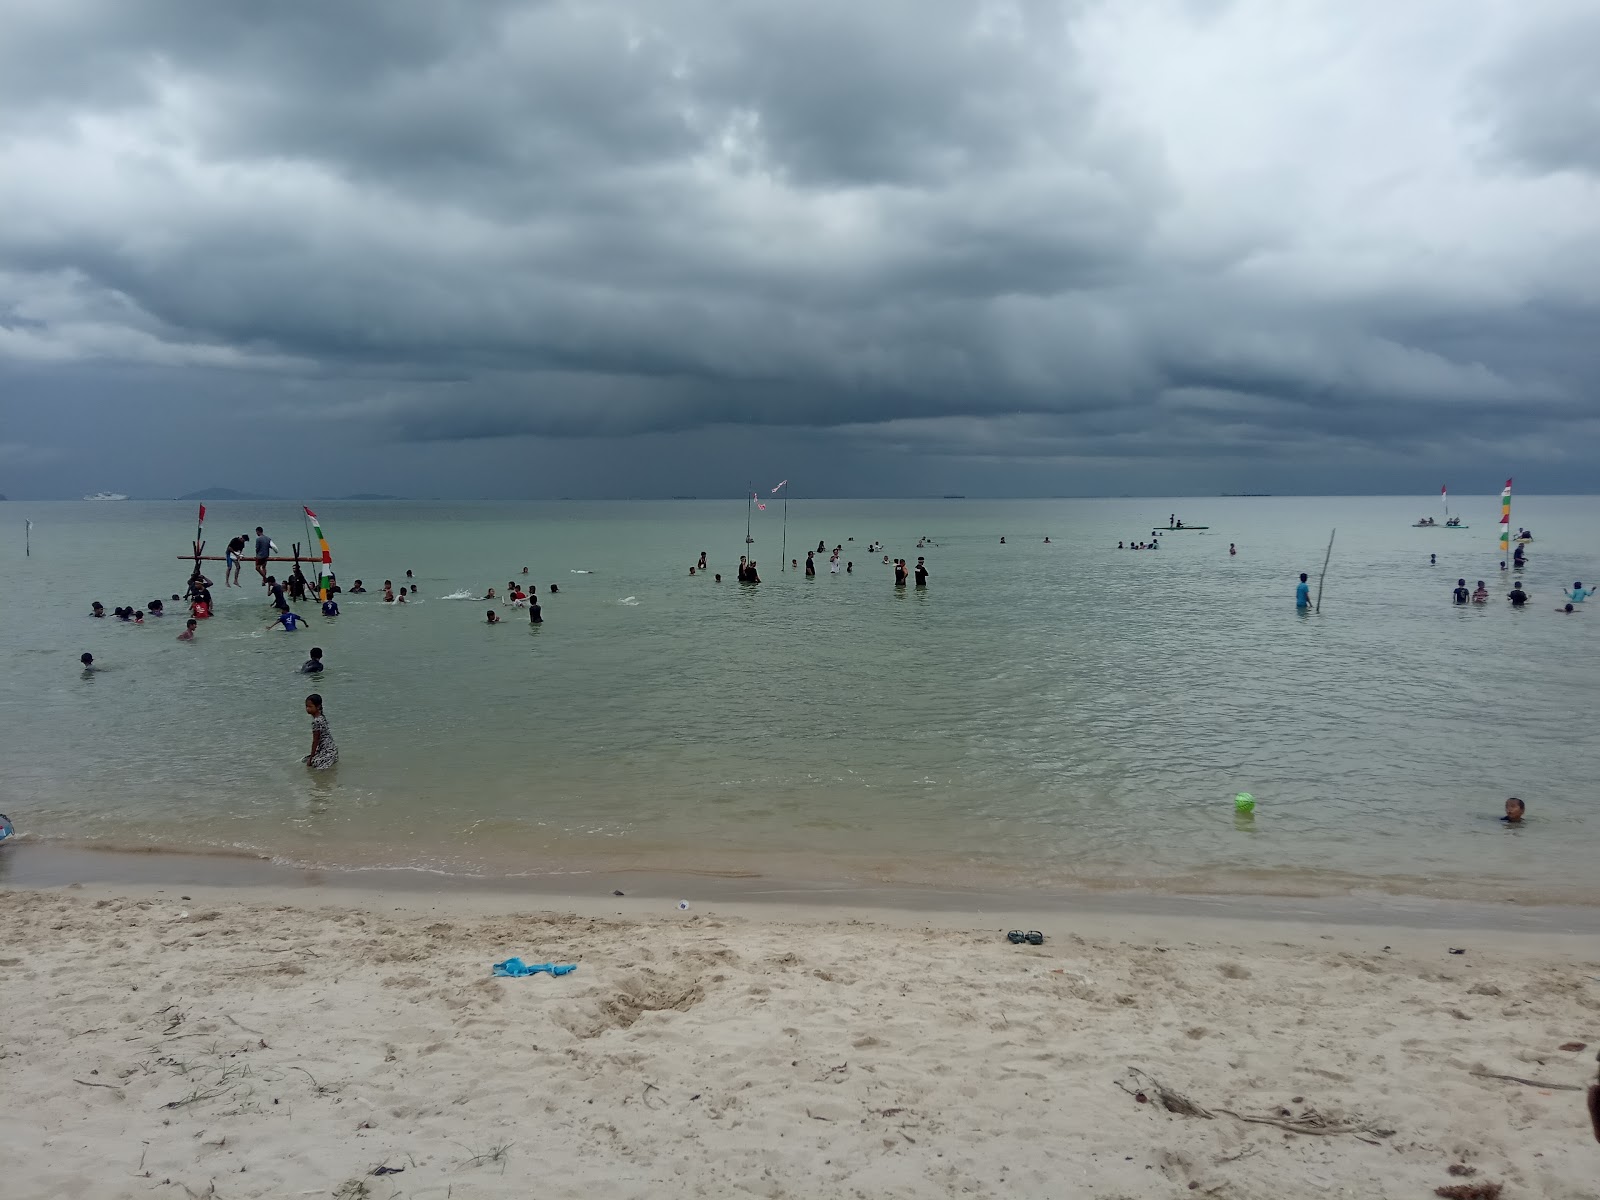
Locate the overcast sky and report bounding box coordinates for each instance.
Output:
[2,0,1597,499]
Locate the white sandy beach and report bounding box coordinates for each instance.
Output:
[3,884,1597,1200]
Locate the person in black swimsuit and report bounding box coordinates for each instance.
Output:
[805,551,816,577]
[914,557,928,586]
[893,559,907,586]
[1452,578,1470,604]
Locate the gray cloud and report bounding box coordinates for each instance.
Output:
[0,0,1597,498]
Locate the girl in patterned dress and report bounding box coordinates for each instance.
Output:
[302,694,339,770]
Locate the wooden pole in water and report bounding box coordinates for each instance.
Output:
[1315,528,1336,613]
[25,519,31,556]
[780,482,788,572]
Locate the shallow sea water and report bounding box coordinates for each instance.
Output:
[1,495,1595,901]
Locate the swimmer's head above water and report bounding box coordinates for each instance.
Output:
[1503,796,1525,823]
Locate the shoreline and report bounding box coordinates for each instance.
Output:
[6,841,1600,937]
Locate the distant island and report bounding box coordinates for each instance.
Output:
[178,487,283,502]
[1220,493,1273,497]
[177,488,406,502]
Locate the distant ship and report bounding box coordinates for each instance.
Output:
[83,492,129,501]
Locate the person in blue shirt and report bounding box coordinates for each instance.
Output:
[1295,573,1311,609]
[321,598,340,617]
[266,611,306,632]
[1567,582,1592,603]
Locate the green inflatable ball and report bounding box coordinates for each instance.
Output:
[1234,792,1255,813]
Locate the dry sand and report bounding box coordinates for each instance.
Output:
[3,883,1598,1200]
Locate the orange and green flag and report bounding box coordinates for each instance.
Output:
[1498,478,1512,559]
[303,507,335,600]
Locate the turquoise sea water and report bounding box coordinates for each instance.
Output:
[1,496,1595,901]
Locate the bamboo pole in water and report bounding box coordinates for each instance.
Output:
[1315,528,1336,613]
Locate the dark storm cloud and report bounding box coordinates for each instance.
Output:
[1,0,1598,498]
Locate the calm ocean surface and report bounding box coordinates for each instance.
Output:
[1,496,1595,901]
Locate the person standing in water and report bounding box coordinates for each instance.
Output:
[914,557,928,586]
[253,526,272,585]
[1568,582,1594,604]
[805,551,816,576]
[1229,543,1237,556]
[1295,573,1312,610]
[1452,578,1470,605]
[225,533,248,587]
[177,619,198,641]
[302,694,338,770]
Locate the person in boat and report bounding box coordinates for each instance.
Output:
[1508,582,1529,607]
[1472,580,1489,603]
[1502,797,1525,824]
[1174,519,1184,529]
[1452,578,1470,605]
[1568,582,1593,604]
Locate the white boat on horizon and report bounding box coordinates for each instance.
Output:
[82,492,129,501]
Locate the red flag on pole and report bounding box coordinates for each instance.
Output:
[197,504,206,523]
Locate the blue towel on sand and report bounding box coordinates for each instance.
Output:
[492,957,577,978]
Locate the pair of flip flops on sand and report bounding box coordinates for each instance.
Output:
[1006,930,1044,945]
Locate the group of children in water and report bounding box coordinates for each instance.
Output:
[1453,576,1592,613]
